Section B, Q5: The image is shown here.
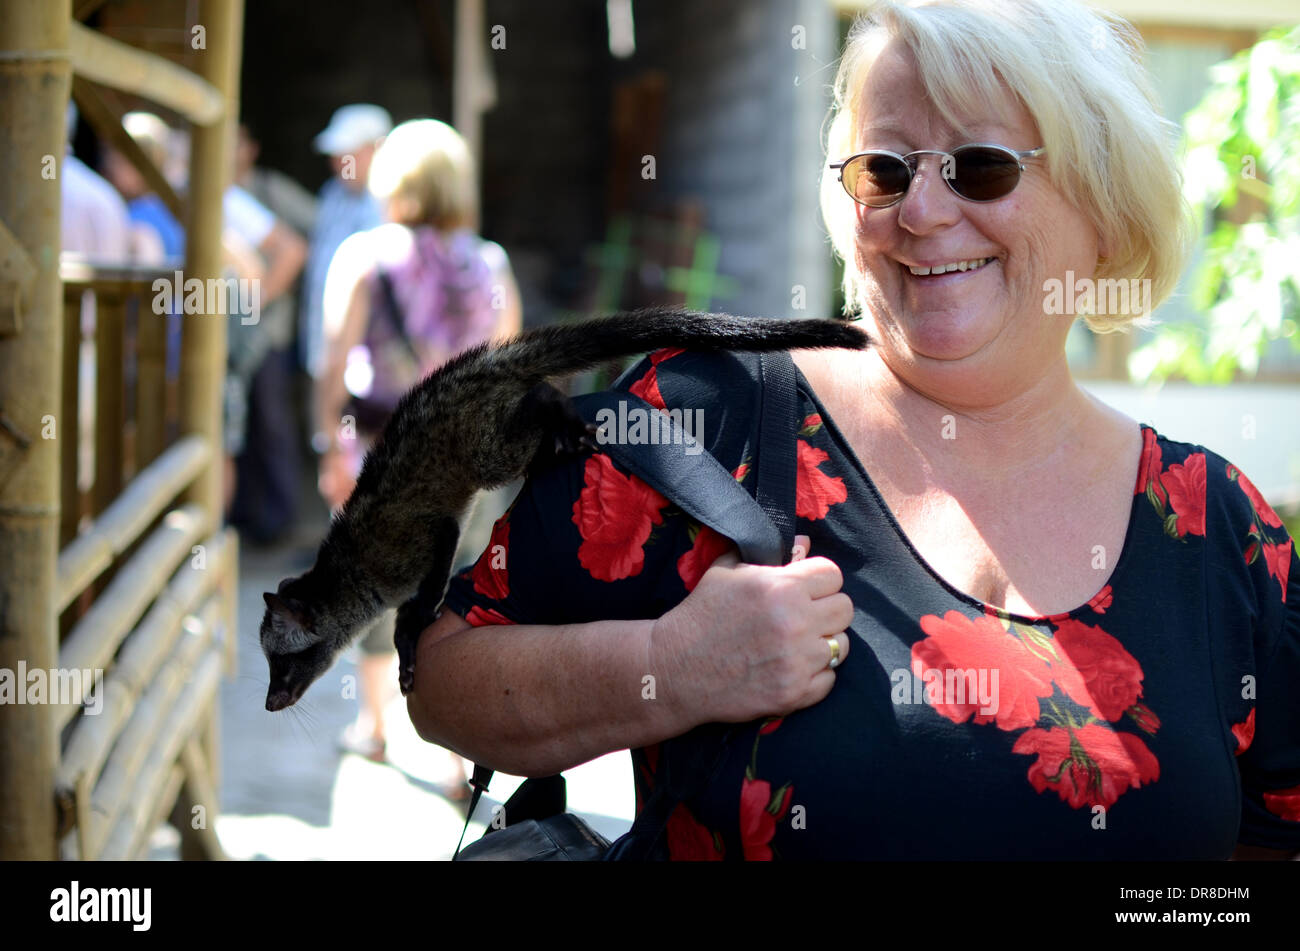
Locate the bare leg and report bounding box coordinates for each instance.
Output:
[359,652,392,745]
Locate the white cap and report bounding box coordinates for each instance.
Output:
[313,104,393,155]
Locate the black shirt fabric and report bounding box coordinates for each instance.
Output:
[444,348,1300,859]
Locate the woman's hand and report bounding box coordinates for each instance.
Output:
[648,535,854,726]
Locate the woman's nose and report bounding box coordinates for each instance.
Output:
[896,155,963,235]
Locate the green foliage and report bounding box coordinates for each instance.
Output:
[1130,26,1300,384]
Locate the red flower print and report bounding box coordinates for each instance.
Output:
[1047,619,1145,723]
[732,461,750,483]
[795,440,848,520]
[1126,702,1161,735]
[1160,452,1206,537]
[1262,784,1300,823]
[1135,428,1166,506]
[759,717,784,735]
[1086,585,1113,614]
[465,605,514,626]
[572,453,669,582]
[677,525,732,592]
[665,802,725,861]
[625,347,684,412]
[1013,724,1159,809]
[1231,708,1255,756]
[912,611,1055,731]
[799,413,823,436]
[471,515,511,600]
[1228,464,1284,529]
[739,776,792,861]
[1261,540,1292,602]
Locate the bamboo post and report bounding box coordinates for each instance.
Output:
[0,0,70,861]
[92,291,125,518]
[181,0,242,850]
[135,288,166,469]
[454,0,489,198]
[60,292,81,546]
[180,0,240,529]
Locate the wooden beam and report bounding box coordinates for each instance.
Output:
[453,0,489,202]
[135,294,167,469]
[55,434,209,612]
[54,528,230,833]
[68,20,224,127]
[91,292,125,519]
[0,0,69,862]
[55,502,206,729]
[180,0,242,523]
[74,0,107,21]
[170,734,228,860]
[94,650,222,860]
[60,294,81,546]
[70,76,184,221]
[85,608,213,859]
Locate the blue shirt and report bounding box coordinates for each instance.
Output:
[128,194,185,260]
[299,178,384,376]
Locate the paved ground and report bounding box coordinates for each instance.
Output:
[150,491,635,860]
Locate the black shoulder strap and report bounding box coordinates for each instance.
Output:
[453,350,800,859]
[374,267,424,369]
[569,390,786,567]
[757,352,799,556]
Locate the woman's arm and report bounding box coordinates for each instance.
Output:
[407,542,854,776]
[313,233,374,508]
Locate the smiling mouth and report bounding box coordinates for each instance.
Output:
[903,257,995,278]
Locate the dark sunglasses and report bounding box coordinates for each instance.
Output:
[829,143,1045,207]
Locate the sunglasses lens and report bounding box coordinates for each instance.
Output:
[842,154,910,207]
[950,147,1021,201]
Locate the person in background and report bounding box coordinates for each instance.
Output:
[235,123,318,244]
[100,111,185,263]
[61,104,131,264]
[300,104,392,382]
[222,177,308,541]
[315,118,521,772]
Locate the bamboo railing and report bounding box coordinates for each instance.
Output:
[50,263,240,861]
[0,0,244,861]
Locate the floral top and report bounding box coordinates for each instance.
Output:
[443,348,1300,860]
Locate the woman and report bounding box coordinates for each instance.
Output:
[407,0,1300,859]
[316,118,521,765]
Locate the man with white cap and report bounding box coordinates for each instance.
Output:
[300,104,392,380]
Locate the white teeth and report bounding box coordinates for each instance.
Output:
[907,257,992,276]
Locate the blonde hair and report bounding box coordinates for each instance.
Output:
[368,119,477,231]
[122,111,172,172]
[820,0,1195,331]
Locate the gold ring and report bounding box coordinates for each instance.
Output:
[827,635,841,670]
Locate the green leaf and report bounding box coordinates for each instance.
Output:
[767,782,792,815]
[1164,512,1181,539]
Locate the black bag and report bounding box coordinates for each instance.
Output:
[453,351,800,861]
